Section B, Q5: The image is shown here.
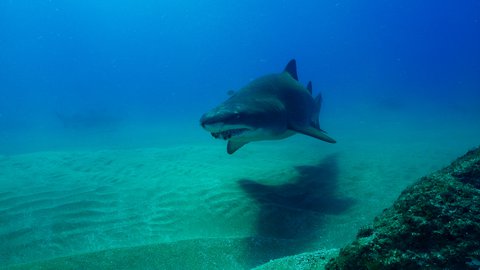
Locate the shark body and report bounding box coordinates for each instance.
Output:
[200,59,336,154]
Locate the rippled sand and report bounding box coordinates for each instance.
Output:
[1,117,478,268]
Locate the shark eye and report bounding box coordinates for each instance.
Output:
[231,111,241,119]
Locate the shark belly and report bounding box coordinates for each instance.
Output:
[231,128,295,143]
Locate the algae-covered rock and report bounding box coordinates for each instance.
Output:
[326,147,480,269]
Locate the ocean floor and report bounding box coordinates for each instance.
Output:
[1,108,479,269]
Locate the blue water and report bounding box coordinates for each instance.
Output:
[1,1,480,268]
[1,0,479,154]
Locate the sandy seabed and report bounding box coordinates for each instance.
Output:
[1,111,479,269]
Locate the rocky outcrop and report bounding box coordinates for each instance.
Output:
[326,147,480,269]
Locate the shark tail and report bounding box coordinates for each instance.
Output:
[311,84,325,132]
[290,90,336,143]
[303,91,335,143]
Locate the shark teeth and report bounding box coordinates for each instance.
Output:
[211,128,249,140]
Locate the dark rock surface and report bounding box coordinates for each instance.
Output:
[326,147,480,269]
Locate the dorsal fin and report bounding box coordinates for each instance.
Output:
[306,81,312,94]
[283,59,298,81]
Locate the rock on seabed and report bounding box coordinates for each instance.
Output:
[326,147,480,269]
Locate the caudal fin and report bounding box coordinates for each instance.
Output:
[311,89,323,131]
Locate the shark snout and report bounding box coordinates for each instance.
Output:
[200,109,241,131]
[200,109,253,141]
[200,112,221,131]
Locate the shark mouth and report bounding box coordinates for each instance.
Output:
[211,128,249,140]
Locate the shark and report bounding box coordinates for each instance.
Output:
[200,59,336,154]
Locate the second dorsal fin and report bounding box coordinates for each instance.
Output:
[306,81,312,94]
[283,59,298,81]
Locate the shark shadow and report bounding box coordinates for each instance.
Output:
[237,154,355,266]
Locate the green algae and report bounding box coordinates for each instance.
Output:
[326,147,480,269]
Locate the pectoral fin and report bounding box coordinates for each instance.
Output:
[227,141,248,154]
[290,126,336,143]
